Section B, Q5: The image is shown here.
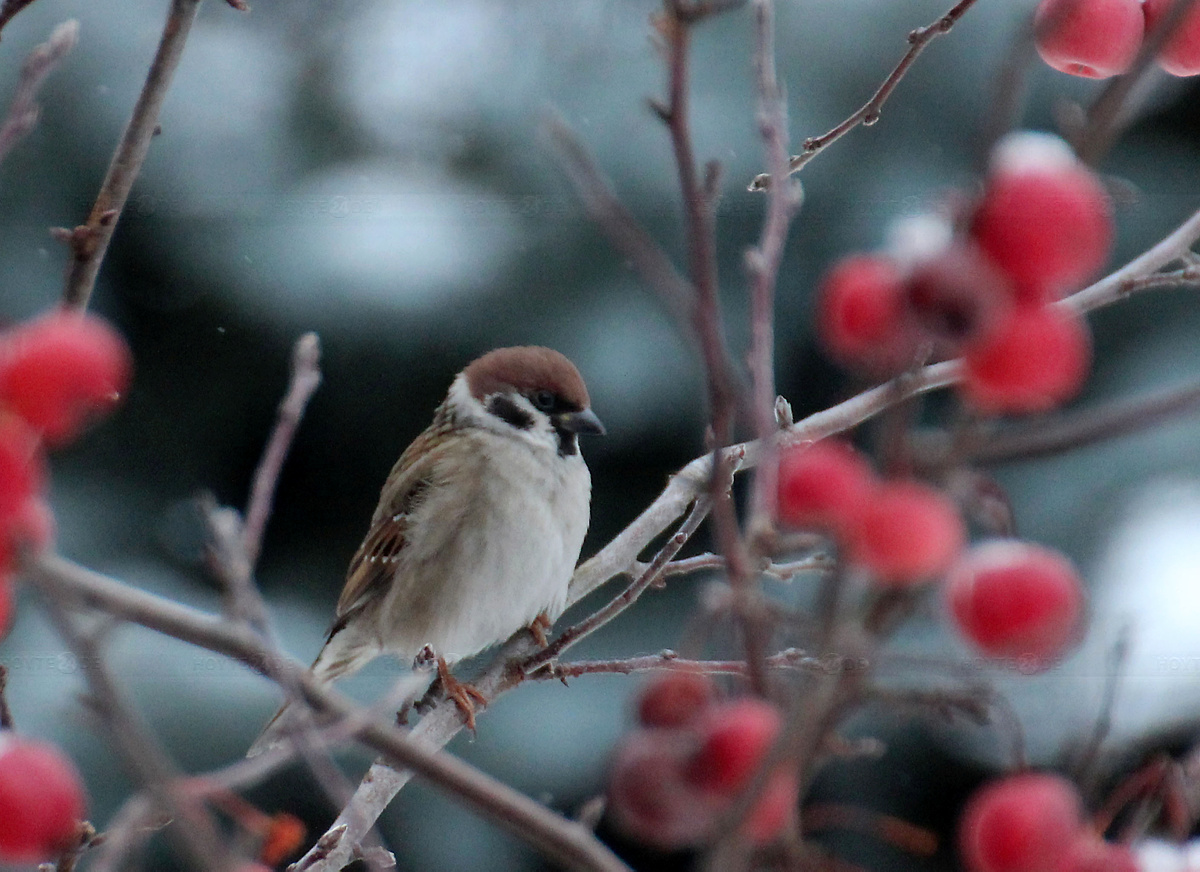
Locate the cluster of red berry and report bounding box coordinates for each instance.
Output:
[818,130,1108,415]
[777,439,1084,671]
[0,309,130,862]
[0,310,130,633]
[777,439,963,586]
[960,772,1137,872]
[606,671,798,849]
[1035,0,1200,79]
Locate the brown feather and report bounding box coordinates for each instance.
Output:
[335,409,453,619]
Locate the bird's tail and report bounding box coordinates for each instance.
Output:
[245,628,380,758]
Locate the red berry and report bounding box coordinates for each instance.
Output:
[777,440,876,535]
[946,540,1084,672]
[962,304,1091,415]
[0,414,46,527]
[973,134,1113,301]
[686,699,782,794]
[741,769,799,845]
[1056,835,1139,872]
[905,245,1015,354]
[607,730,714,849]
[1034,0,1144,78]
[816,254,917,375]
[960,773,1083,872]
[637,671,716,729]
[1144,0,1200,76]
[0,735,87,862]
[846,480,965,585]
[0,311,132,446]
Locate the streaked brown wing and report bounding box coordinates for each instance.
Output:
[335,416,450,618]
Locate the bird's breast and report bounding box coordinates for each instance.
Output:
[377,433,591,663]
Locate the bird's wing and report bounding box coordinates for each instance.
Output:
[334,417,452,623]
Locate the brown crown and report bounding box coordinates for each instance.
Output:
[463,346,591,410]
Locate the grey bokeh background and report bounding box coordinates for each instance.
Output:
[1,0,1199,869]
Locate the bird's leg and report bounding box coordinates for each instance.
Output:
[435,656,487,734]
[527,612,553,648]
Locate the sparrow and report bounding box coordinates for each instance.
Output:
[248,346,604,756]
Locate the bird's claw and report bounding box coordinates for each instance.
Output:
[436,657,486,734]
[527,612,553,648]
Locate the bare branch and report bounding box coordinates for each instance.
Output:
[964,378,1200,465]
[745,0,799,526]
[243,332,323,568]
[1065,206,1200,313]
[749,0,981,189]
[538,647,829,681]
[61,0,202,310]
[0,20,77,166]
[656,2,744,443]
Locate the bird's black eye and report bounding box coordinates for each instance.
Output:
[531,390,556,412]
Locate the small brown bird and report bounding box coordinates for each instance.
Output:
[248,346,603,755]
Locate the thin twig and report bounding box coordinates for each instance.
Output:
[0,19,78,167]
[1063,206,1200,312]
[1073,624,1132,787]
[749,0,981,189]
[88,796,169,872]
[964,378,1200,465]
[539,647,829,681]
[1118,263,1200,294]
[656,0,743,443]
[60,0,202,310]
[628,551,832,581]
[745,0,798,526]
[243,333,322,568]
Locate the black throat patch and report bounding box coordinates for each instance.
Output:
[554,429,579,458]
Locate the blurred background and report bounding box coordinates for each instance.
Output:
[1,0,1199,868]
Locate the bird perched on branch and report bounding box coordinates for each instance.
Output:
[248,346,604,755]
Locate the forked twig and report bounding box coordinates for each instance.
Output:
[749,0,981,189]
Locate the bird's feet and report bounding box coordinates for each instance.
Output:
[527,612,553,648]
[435,656,488,734]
